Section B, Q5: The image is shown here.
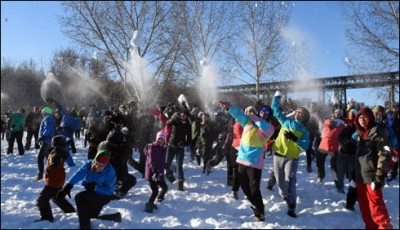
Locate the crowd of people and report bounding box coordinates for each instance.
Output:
[1,92,399,229]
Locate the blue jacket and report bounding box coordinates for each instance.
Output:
[39,114,56,145]
[67,160,116,196]
[57,103,80,136]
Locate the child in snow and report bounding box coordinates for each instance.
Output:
[36,135,75,222]
[143,130,169,213]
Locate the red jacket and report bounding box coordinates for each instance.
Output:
[231,121,243,148]
[319,118,346,152]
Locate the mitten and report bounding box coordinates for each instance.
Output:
[181,101,188,110]
[284,130,298,142]
[37,135,45,144]
[84,182,96,192]
[56,183,73,199]
[152,172,161,183]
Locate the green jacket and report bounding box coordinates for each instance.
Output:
[9,112,25,132]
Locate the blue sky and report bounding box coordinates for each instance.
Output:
[0,1,393,106]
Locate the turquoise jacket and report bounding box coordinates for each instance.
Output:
[9,112,25,132]
[227,104,275,169]
[271,96,310,159]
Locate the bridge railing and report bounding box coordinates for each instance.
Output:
[218,71,399,94]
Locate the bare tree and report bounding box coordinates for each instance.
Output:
[168,2,235,83]
[343,1,399,72]
[342,1,399,105]
[59,1,177,107]
[224,1,291,101]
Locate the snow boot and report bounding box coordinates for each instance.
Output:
[35,172,43,181]
[250,206,265,222]
[287,204,297,218]
[165,171,176,183]
[232,191,238,200]
[157,189,168,202]
[144,202,158,213]
[287,210,297,218]
[34,217,54,223]
[177,179,184,191]
[97,212,122,222]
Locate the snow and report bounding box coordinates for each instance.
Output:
[1,134,399,229]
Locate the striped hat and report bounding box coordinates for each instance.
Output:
[94,149,110,166]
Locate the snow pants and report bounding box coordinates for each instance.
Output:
[357,183,392,229]
[36,185,75,221]
[75,190,112,229]
[237,164,264,215]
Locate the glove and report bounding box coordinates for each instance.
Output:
[84,182,96,192]
[181,101,187,109]
[152,172,161,183]
[56,183,73,200]
[284,130,298,142]
[274,91,283,99]
[159,106,166,113]
[371,175,384,190]
[37,135,45,143]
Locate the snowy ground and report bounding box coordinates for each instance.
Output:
[1,133,399,229]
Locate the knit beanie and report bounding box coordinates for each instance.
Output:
[259,106,271,115]
[52,135,67,148]
[94,149,110,166]
[334,109,344,117]
[156,130,167,143]
[41,107,53,115]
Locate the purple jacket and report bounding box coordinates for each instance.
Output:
[144,142,168,181]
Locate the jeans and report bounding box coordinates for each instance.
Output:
[165,145,185,180]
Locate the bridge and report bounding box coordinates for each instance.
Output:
[218,71,399,107]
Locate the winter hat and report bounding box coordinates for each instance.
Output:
[94,149,110,167]
[156,130,167,143]
[41,107,53,115]
[244,106,257,115]
[350,109,358,116]
[259,106,271,115]
[334,109,344,117]
[52,135,67,147]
